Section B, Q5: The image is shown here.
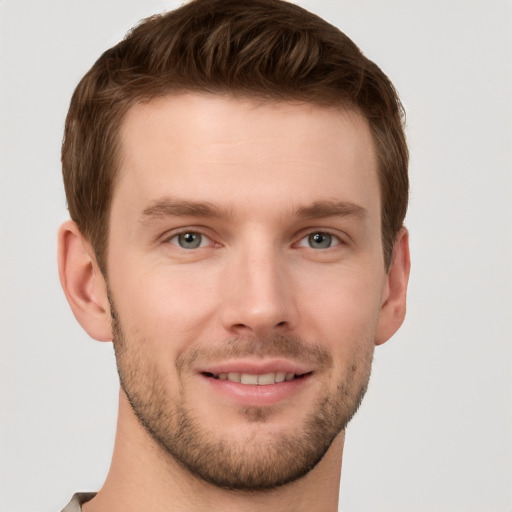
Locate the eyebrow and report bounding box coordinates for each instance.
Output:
[295,200,368,220]
[141,197,233,222]
[140,198,367,223]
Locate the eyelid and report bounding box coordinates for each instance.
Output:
[162,227,219,248]
[294,229,345,248]
[169,233,209,249]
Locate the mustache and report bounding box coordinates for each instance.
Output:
[176,334,334,372]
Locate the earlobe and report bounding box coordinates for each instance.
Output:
[375,228,411,346]
[58,220,113,342]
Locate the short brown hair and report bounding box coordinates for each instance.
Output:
[62,0,408,271]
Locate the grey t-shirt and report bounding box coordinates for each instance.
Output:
[61,493,96,512]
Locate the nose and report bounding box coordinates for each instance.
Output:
[220,241,298,338]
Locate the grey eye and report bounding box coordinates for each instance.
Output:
[174,232,203,249]
[308,232,332,249]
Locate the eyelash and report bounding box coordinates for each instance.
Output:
[165,229,344,251]
[296,231,342,250]
[166,231,216,249]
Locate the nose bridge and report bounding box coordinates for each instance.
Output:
[221,234,297,336]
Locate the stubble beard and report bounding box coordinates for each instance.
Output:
[110,299,374,491]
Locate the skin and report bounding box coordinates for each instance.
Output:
[58,94,410,512]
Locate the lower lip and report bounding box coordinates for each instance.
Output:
[201,374,311,407]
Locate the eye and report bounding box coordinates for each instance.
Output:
[168,231,210,249]
[298,232,341,249]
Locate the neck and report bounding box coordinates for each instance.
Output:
[84,390,344,512]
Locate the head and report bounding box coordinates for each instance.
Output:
[62,0,408,274]
[59,0,410,493]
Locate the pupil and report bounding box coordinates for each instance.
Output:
[179,232,201,248]
[309,232,331,248]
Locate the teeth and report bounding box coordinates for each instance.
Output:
[214,372,298,385]
[257,372,276,385]
[241,373,259,384]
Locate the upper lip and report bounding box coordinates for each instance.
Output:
[197,359,313,377]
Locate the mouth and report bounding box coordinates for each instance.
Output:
[198,360,314,406]
[202,371,310,385]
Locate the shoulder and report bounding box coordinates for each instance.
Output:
[61,492,97,512]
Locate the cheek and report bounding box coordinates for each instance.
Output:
[296,263,384,352]
[110,264,221,349]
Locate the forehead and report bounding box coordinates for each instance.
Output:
[115,93,380,221]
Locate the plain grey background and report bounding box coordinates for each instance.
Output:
[1,1,511,510]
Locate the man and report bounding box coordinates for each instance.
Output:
[58,0,410,510]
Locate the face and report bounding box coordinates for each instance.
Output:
[107,94,389,489]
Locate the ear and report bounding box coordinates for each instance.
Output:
[58,220,113,341]
[375,227,411,346]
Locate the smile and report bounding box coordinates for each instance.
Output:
[199,365,313,406]
[204,371,307,385]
